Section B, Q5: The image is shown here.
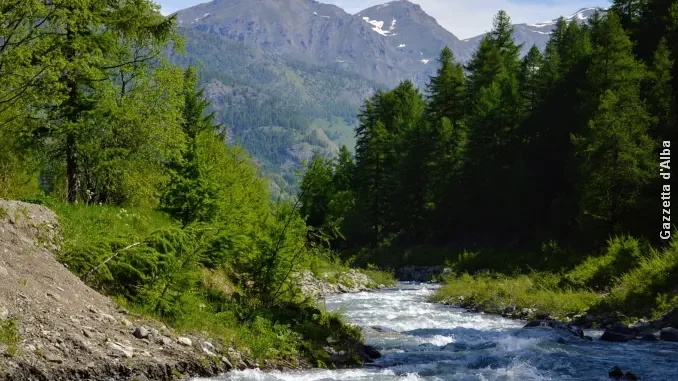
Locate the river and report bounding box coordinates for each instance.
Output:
[197,283,678,381]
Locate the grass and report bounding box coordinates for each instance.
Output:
[39,199,369,366]
[0,317,21,357]
[432,234,678,323]
[362,264,397,287]
[432,272,600,318]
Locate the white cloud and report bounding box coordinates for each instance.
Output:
[154,0,610,39]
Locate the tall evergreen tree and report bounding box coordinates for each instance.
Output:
[573,13,655,237]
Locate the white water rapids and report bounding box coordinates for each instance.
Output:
[197,283,678,381]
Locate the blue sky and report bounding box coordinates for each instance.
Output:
[156,0,610,38]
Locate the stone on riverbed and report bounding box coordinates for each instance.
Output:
[523,320,584,338]
[660,327,678,342]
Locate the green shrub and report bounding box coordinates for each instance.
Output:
[0,317,21,357]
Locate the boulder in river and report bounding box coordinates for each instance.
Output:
[660,308,678,328]
[362,345,382,360]
[523,320,584,338]
[609,365,624,379]
[370,325,398,334]
[660,327,678,342]
[600,329,634,343]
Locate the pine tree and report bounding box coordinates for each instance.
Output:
[646,38,677,143]
[519,46,544,114]
[427,47,466,123]
[43,1,177,203]
[573,13,655,236]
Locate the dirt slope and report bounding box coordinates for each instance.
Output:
[0,201,234,381]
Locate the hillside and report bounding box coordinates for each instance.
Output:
[0,201,233,380]
[171,1,607,195]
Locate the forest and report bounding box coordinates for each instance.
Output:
[299,1,678,321]
[0,0,391,367]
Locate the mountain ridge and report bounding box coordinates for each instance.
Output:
[169,0,605,194]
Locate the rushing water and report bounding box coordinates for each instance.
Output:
[198,283,678,381]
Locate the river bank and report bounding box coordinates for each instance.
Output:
[200,283,678,381]
[0,201,387,381]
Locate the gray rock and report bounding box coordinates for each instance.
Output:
[370,325,398,334]
[221,357,233,370]
[523,320,584,338]
[660,327,678,342]
[100,313,117,324]
[133,326,149,339]
[177,337,192,347]
[600,329,634,343]
[641,333,659,342]
[161,337,173,346]
[661,308,678,328]
[0,265,8,277]
[106,341,134,358]
[43,352,63,363]
[0,305,8,320]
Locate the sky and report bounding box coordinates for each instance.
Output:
[156,0,610,39]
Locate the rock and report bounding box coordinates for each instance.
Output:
[82,329,95,339]
[609,366,624,379]
[161,337,173,346]
[43,352,63,363]
[661,308,678,328]
[221,357,233,370]
[584,336,593,341]
[0,265,8,277]
[237,362,247,371]
[0,305,8,320]
[244,358,258,368]
[46,292,61,302]
[177,337,192,347]
[600,329,634,343]
[625,372,639,380]
[100,313,117,324]
[106,341,134,358]
[641,333,659,342]
[660,327,678,342]
[370,325,398,334]
[362,345,381,359]
[503,306,517,314]
[523,320,584,338]
[202,343,217,356]
[133,326,149,339]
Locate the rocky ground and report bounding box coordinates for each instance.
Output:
[295,269,388,300]
[0,200,384,381]
[396,266,451,282]
[0,201,296,381]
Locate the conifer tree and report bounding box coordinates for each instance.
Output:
[573,13,655,235]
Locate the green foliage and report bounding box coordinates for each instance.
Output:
[432,272,599,318]
[0,317,21,358]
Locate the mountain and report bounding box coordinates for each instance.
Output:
[170,0,604,195]
[176,0,445,86]
[463,8,604,55]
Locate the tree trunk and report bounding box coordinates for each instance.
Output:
[66,132,77,203]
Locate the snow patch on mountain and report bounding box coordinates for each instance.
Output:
[528,7,602,28]
[398,44,406,48]
[421,59,430,64]
[362,16,397,36]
